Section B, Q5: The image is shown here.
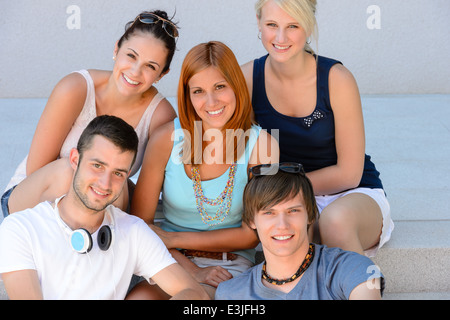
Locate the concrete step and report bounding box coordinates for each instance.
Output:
[372,220,450,295]
[0,281,6,300]
[383,291,450,300]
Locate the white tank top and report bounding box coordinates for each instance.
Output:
[6,70,164,191]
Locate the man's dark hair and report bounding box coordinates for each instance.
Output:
[77,115,139,167]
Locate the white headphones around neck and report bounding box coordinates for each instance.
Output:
[54,196,115,254]
[70,225,113,253]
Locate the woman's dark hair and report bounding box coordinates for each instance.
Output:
[117,10,178,74]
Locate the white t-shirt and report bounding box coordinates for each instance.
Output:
[0,200,176,300]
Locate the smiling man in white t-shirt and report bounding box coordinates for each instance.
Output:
[0,115,208,300]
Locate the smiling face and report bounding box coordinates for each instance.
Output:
[113,32,169,96]
[188,66,237,132]
[250,193,310,260]
[71,135,134,212]
[257,0,310,63]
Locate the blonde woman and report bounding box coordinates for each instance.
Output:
[242,0,393,257]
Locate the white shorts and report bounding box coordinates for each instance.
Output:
[315,188,394,258]
[188,255,254,278]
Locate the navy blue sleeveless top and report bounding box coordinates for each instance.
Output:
[252,54,383,190]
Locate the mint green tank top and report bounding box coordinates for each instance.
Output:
[161,118,261,262]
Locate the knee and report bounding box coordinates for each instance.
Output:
[318,206,357,244]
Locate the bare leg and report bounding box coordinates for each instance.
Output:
[318,193,382,255]
[308,220,321,244]
[125,281,171,300]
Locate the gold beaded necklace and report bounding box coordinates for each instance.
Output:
[191,162,237,226]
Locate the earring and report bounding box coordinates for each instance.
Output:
[112,56,116,61]
[306,38,311,45]
[258,31,262,40]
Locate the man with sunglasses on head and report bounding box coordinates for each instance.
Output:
[0,115,208,300]
[215,163,384,300]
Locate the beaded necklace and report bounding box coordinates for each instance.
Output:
[191,162,237,226]
[262,243,315,286]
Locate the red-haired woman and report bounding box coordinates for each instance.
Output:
[130,41,279,299]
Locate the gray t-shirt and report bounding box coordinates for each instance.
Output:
[215,244,384,300]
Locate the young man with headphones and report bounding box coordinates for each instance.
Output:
[0,115,208,300]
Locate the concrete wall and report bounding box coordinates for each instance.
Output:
[1,0,449,98]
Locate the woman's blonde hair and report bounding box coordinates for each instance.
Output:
[177,41,253,165]
[255,0,318,54]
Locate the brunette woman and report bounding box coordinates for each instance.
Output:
[2,10,178,217]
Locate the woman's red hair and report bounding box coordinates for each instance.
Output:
[177,41,253,165]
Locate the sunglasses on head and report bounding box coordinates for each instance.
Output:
[248,162,305,177]
[132,13,179,38]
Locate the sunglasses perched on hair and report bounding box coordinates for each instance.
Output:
[132,13,179,38]
[248,162,305,177]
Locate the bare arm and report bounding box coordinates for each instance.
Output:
[151,263,209,300]
[153,222,259,252]
[2,270,43,300]
[349,279,382,300]
[8,157,73,214]
[147,98,177,138]
[241,61,256,122]
[169,249,232,288]
[130,122,174,223]
[306,64,366,195]
[26,72,87,176]
[241,61,254,101]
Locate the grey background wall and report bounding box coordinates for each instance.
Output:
[1,0,449,98]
